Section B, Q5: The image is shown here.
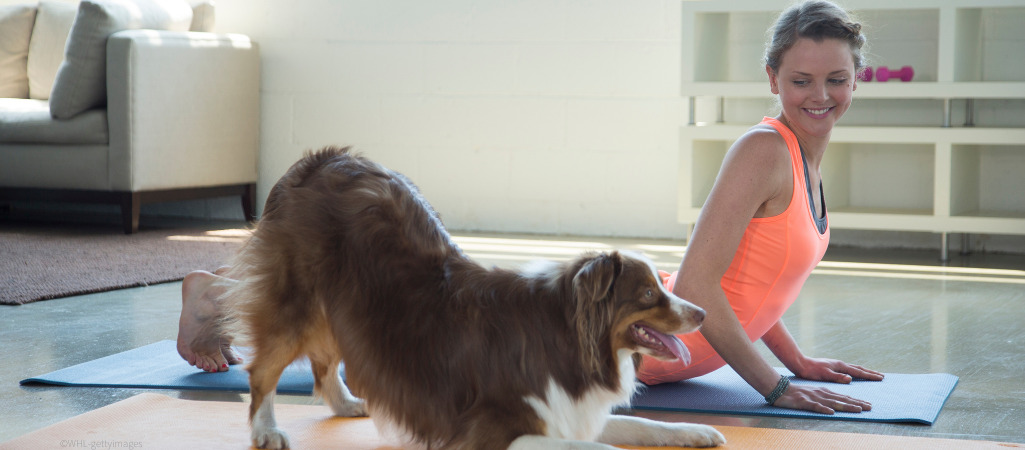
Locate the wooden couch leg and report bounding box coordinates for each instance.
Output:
[120,192,141,234]
[241,183,256,223]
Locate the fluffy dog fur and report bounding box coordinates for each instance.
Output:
[225,147,726,449]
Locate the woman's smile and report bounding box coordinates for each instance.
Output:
[803,106,834,118]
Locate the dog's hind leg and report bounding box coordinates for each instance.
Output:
[310,356,367,417]
[248,349,298,450]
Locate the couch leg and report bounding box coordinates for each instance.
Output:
[120,193,141,234]
[241,183,256,223]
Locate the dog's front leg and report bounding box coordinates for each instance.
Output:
[249,357,293,449]
[596,415,725,448]
[251,390,289,449]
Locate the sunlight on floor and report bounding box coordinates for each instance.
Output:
[165,228,252,243]
[164,231,1024,284]
[453,235,1025,285]
[812,265,1025,284]
[452,234,685,271]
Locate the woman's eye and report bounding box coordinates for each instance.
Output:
[792,80,809,86]
[830,78,848,85]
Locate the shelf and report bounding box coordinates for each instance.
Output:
[682,2,1025,84]
[677,208,1025,235]
[680,0,1025,13]
[823,142,935,215]
[945,217,1025,235]
[678,0,1025,243]
[681,82,1025,99]
[828,211,943,232]
[681,139,937,213]
[949,144,1025,221]
[681,124,1025,146]
[676,209,941,232]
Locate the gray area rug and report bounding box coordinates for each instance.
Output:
[0,221,248,305]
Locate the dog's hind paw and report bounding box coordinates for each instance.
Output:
[252,426,290,449]
[330,396,368,417]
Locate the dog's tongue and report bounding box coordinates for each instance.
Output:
[643,325,691,366]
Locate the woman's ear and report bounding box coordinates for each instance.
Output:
[766,65,780,95]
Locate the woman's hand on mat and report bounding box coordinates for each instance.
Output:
[768,357,886,414]
[774,384,873,414]
[793,357,885,384]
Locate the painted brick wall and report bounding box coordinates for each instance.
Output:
[212,0,689,239]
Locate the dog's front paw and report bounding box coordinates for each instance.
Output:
[674,424,726,448]
[252,426,290,449]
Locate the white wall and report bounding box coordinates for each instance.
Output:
[209,0,689,239]
[7,0,1022,251]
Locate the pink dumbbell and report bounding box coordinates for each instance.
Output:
[875,65,914,82]
[857,67,873,81]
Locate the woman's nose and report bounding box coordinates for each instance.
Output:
[811,81,828,101]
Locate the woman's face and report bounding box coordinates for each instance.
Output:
[767,37,857,140]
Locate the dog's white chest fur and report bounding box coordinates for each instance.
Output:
[523,349,638,441]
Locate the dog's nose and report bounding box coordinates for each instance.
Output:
[691,307,706,324]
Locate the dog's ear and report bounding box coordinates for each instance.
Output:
[572,252,622,375]
[572,251,622,305]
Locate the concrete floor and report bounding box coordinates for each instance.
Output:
[1,231,1024,446]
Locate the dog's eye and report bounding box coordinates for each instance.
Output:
[645,289,653,298]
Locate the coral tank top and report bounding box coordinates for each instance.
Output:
[639,117,830,384]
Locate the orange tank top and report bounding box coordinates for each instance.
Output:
[640,117,830,383]
[722,116,829,341]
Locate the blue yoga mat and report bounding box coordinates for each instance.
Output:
[22,340,957,424]
[21,340,314,394]
[630,366,958,425]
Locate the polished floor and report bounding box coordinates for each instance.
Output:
[1,230,1024,446]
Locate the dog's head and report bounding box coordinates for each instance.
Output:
[572,251,704,372]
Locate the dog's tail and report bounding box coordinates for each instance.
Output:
[218,146,358,348]
[262,146,356,215]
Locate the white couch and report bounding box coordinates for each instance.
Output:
[0,0,260,233]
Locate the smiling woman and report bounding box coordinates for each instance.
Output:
[638,0,886,416]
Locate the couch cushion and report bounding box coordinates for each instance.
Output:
[0,98,108,145]
[0,4,37,99]
[26,1,77,101]
[49,0,193,120]
[189,1,215,32]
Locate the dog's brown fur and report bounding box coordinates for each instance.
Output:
[226,147,711,449]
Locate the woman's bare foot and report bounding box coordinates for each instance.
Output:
[177,268,242,372]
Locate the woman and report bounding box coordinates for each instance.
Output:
[638,0,884,414]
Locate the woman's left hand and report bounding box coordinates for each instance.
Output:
[793,357,885,383]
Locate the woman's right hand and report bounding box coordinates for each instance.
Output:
[772,383,872,414]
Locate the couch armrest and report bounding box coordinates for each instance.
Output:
[106,29,260,191]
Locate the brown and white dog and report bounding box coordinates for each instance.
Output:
[224,147,726,449]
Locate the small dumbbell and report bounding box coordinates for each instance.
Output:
[875,65,914,82]
[857,67,873,82]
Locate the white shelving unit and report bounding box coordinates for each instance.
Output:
[677,0,1025,259]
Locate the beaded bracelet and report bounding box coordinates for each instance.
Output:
[765,375,790,405]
